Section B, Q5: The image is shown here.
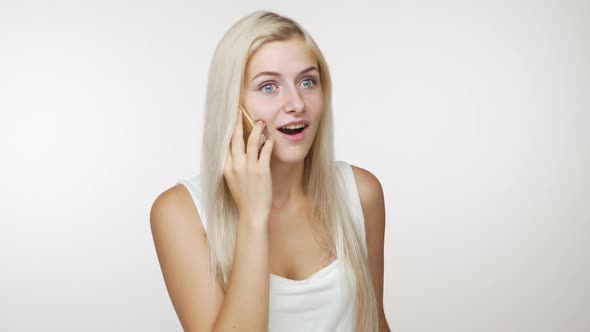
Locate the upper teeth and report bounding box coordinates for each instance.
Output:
[281,124,305,130]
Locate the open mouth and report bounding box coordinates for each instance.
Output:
[277,125,306,135]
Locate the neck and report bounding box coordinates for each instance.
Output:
[270,158,306,209]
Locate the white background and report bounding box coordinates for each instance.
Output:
[1,0,588,331]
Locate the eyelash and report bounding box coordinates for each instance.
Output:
[259,77,318,93]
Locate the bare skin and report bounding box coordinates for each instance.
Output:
[240,37,332,280]
[151,36,391,331]
[242,37,391,330]
[241,37,323,210]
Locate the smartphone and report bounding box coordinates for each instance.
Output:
[239,103,266,148]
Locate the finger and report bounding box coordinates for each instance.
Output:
[257,136,274,168]
[247,120,265,169]
[231,109,245,165]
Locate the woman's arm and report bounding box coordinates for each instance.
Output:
[150,184,270,332]
[211,215,270,332]
[351,165,392,332]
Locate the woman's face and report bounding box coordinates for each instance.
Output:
[241,37,324,164]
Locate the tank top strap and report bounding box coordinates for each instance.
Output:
[177,175,208,233]
[335,160,368,257]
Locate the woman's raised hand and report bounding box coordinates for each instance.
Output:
[223,108,274,225]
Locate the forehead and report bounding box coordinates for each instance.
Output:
[245,38,317,79]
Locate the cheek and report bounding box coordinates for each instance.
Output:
[305,89,324,108]
[250,111,276,132]
[246,102,275,122]
[243,94,273,117]
[254,110,276,124]
[307,98,324,120]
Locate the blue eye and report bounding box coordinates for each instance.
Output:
[301,78,317,87]
[258,77,319,94]
[260,83,276,93]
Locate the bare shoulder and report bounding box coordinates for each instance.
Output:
[350,164,385,212]
[350,164,391,330]
[150,184,206,239]
[149,184,224,331]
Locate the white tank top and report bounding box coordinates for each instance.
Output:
[177,160,367,331]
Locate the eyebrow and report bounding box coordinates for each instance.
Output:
[251,66,319,82]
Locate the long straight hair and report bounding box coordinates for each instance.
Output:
[199,10,379,332]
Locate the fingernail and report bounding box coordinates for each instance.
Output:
[258,120,265,127]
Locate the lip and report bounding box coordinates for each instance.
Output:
[277,124,308,142]
[277,120,308,129]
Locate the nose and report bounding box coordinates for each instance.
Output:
[281,85,304,113]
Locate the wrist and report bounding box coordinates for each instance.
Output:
[239,214,269,229]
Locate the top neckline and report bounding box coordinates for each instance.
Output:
[270,259,339,285]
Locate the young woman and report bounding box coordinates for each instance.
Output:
[150,10,390,332]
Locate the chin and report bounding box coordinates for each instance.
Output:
[271,146,310,164]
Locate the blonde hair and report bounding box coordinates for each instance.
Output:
[199,10,379,332]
